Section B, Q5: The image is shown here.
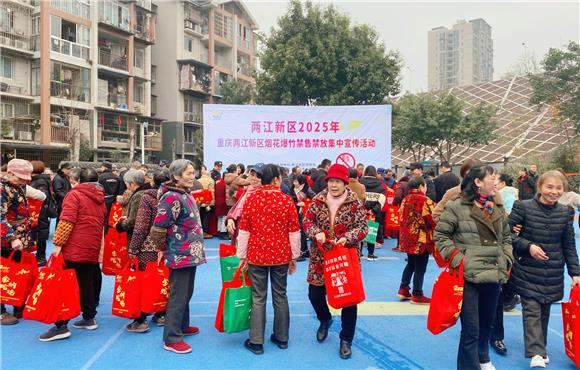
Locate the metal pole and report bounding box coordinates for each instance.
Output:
[141,123,145,164]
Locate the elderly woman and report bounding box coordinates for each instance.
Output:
[124,170,171,333]
[1,159,34,325]
[38,168,106,341]
[236,164,301,355]
[509,171,580,368]
[150,159,206,354]
[434,165,513,370]
[303,163,368,360]
[114,169,151,244]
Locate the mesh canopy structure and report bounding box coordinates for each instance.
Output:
[391,76,575,166]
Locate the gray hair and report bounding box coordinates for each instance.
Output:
[169,159,194,179]
[70,168,82,182]
[124,169,145,186]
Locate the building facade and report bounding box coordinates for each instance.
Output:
[152,0,258,164]
[1,0,160,168]
[428,19,493,91]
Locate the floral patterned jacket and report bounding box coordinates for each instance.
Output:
[303,188,368,286]
[150,182,206,269]
[399,189,436,255]
[1,178,31,250]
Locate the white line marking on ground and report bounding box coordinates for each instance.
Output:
[80,325,126,370]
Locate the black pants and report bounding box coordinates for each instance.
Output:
[0,249,23,315]
[365,212,384,254]
[308,284,357,343]
[56,261,102,327]
[298,213,309,257]
[199,206,211,232]
[164,267,196,344]
[35,240,47,260]
[400,252,429,295]
[457,281,500,369]
[521,296,551,358]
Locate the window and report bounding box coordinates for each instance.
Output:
[51,16,61,37]
[184,37,193,52]
[32,16,40,35]
[1,56,12,79]
[134,83,144,103]
[32,61,40,95]
[134,48,144,69]
[0,7,14,32]
[0,103,14,118]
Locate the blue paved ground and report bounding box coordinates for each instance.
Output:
[1,216,579,369]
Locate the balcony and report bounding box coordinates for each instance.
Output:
[1,121,37,142]
[0,33,33,53]
[99,48,128,71]
[51,0,90,19]
[237,37,251,51]
[179,64,211,95]
[51,125,69,143]
[51,36,90,61]
[135,0,151,11]
[183,112,202,123]
[143,134,162,151]
[50,81,90,103]
[0,82,32,98]
[133,22,155,44]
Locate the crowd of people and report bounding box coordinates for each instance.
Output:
[1,156,579,369]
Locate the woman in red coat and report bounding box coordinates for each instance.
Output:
[237,164,301,355]
[212,177,228,238]
[38,168,106,342]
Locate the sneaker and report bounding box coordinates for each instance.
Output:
[182,326,199,336]
[38,325,71,342]
[36,257,47,267]
[397,286,411,300]
[164,341,192,354]
[0,313,18,325]
[153,315,165,327]
[530,355,546,368]
[410,294,431,305]
[126,320,150,333]
[73,318,98,330]
[543,356,549,364]
[480,362,496,370]
[203,233,213,239]
[12,308,23,319]
[366,254,378,261]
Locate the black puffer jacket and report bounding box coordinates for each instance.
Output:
[30,174,52,241]
[52,169,71,212]
[509,197,580,303]
[311,168,328,194]
[359,176,386,216]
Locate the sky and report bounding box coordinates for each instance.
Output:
[244,0,580,93]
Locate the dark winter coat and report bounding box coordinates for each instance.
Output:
[359,176,386,216]
[128,188,160,270]
[509,197,580,303]
[52,169,71,212]
[98,170,122,208]
[394,175,436,204]
[434,194,513,284]
[59,183,106,264]
[115,183,151,243]
[30,174,52,241]
[517,174,536,201]
[433,171,461,203]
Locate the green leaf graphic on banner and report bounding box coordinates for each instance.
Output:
[347,120,362,130]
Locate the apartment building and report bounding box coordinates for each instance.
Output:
[0,0,160,167]
[152,0,258,163]
[428,19,494,91]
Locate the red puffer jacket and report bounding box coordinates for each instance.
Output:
[60,183,106,263]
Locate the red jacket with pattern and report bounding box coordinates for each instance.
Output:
[238,185,300,265]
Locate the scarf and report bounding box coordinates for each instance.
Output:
[475,194,495,218]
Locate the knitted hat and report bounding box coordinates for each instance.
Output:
[7,159,33,180]
[325,163,349,184]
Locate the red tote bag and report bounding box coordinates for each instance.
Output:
[57,267,80,322]
[562,286,580,368]
[140,261,170,313]
[23,255,66,324]
[0,251,37,306]
[102,227,128,276]
[108,202,124,227]
[215,267,253,333]
[320,244,365,309]
[219,243,237,258]
[27,198,43,229]
[112,259,143,319]
[427,250,464,335]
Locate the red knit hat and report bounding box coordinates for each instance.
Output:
[325,163,349,184]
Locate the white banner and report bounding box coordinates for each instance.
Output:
[203,104,391,170]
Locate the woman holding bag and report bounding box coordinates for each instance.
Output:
[434,165,513,370]
[236,164,301,355]
[303,163,368,360]
[509,171,580,368]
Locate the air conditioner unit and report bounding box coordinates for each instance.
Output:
[18,131,33,141]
